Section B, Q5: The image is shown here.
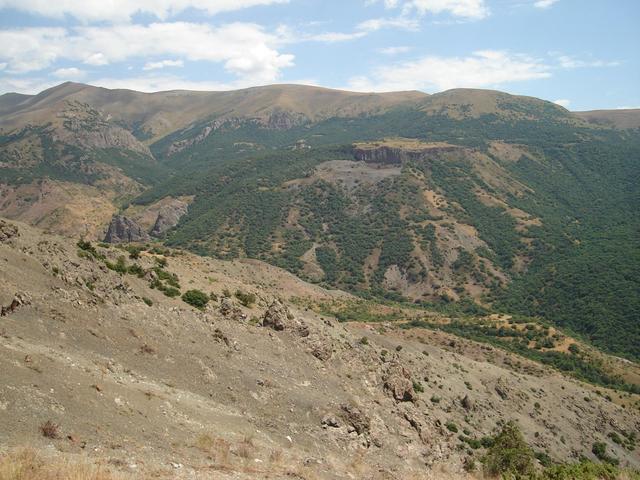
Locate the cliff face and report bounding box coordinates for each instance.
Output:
[150,200,188,236]
[103,215,151,243]
[353,142,462,164]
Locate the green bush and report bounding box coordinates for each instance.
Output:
[592,442,619,466]
[483,421,535,478]
[235,290,256,307]
[105,256,128,274]
[182,289,210,309]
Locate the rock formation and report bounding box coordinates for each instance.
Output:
[103,215,151,243]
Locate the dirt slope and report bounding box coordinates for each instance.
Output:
[0,218,638,479]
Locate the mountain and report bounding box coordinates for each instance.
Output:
[1,217,638,478]
[575,108,640,130]
[1,83,639,363]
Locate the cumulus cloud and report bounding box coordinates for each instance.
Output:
[347,50,551,92]
[553,98,570,108]
[0,0,289,23]
[143,59,184,70]
[370,0,489,19]
[52,67,86,79]
[0,23,294,82]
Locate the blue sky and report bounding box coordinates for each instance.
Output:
[0,0,637,110]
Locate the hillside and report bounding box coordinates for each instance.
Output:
[0,217,638,478]
[575,109,640,130]
[0,82,639,363]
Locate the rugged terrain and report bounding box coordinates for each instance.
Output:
[0,82,639,381]
[0,217,639,479]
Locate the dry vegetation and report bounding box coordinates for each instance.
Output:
[0,449,125,480]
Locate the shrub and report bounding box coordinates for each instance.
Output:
[77,239,103,260]
[127,264,145,277]
[483,421,535,478]
[40,420,59,439]
[105,256,128,274]
[446,421,458,433]
[182,289,209,309]
[142,297,153,306]
[235,290,256,307]
[413,380,424,393]
[359,336,369,345]
[592,442,619,466]
[162,286,180,298]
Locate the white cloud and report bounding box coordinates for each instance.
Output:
[347,50,551,92]
[378,46,411,55]
[553,98,570,108]
[0,0,289,23]
[0,76,61,94]
[143,59,184,70]
[555,54,619,69]
[278,15,417,46]
[616,106,640,110]
[0,23,294,82]
[534,0,559,8]
[53,67,86,79]
[371,0,489,19]
[357,16,419,32]
[308,31,368,43]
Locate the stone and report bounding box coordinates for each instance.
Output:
[383,361,416,402]
[103,216,150,244]
[150,201,188,237]
[262,300,289,331]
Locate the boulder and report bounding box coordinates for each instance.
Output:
[262,300,290,331]
[1,292,31,317]
[0,220,19,244]
[340,404,370,435]
[103,216,150,244]
[383,361,416,402]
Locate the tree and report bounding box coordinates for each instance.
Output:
[182,289,209,310]
[483,421,536,478]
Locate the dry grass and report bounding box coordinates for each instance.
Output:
[0,448,125,480]
[194,434,231,466]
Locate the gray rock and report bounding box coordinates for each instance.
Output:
[383,361,416,402]
[103,216,150,244]
[150,201,188,237]
[262,300,289,331]
[0,220,19,244]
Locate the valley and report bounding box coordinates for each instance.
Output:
[0,82,639,479]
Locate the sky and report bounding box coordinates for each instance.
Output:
[0,0,638,111]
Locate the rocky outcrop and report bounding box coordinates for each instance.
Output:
[263,110,307,129]
[383,361,416,402]
[262,300,291,331]
[1,292,31,316]
[353,144,461,165]
[340,404,370,435]
[0,219,19,244]
[103,215,151,243]
[150,201,188,237]
[59,101,152,157]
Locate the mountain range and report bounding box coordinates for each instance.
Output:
[1,82,639,361]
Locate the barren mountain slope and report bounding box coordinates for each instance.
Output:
[0,218,638,479]
[0,82,428,143]
[574,108,640,129]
